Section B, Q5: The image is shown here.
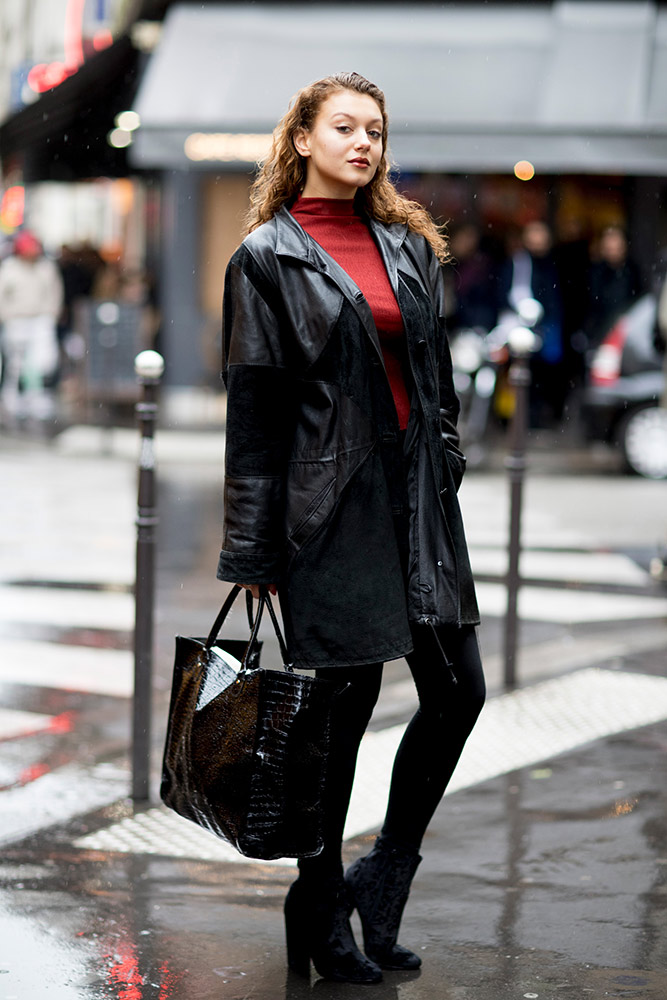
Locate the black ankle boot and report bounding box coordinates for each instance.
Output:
[284,875,382,983]
[345,836,422,970]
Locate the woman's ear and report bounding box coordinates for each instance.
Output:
[293,128,311,158]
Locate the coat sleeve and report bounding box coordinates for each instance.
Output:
[216,243,296,584]
[425,244,467,491]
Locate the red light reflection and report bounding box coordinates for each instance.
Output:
[102,936,185,999]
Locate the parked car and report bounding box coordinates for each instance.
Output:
[581,294,667,479]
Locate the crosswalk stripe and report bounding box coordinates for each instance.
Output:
[468,547,650,586]
[0,586,134,631]
[475,581,667,623]
[0,640,133,698]
[0,708,56,741]
[0,761,128,847]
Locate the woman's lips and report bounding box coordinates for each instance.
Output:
[349,158,370,167]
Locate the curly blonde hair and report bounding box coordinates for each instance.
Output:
[245,72,449,263]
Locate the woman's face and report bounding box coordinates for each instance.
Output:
[294,90,384,199]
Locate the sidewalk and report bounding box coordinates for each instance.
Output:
[0,427,666,999]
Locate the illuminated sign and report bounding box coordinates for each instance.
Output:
[184,133,273,163]
[26,0,112,96]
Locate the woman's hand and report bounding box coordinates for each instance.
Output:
[237,583,278,600]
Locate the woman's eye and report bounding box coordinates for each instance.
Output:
[336,126,351,133]
[368,130,381,140]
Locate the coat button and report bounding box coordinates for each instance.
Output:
[420,584,432,594]
[437,560,443,567]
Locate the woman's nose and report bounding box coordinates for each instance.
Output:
[355,131,371,149]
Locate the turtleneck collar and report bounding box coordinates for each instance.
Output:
[291,195,357,218]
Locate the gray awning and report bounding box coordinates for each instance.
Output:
[130,1,667,175]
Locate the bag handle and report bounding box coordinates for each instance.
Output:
[205,584,243,649]
[245,588,255,630]
[205,584,293,673]
[260,586,293,671]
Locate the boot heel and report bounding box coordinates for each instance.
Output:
[284,898,311,977]
[284,876,382,983]
[286,937,311,977]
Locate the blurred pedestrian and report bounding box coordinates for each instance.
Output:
[448,222,498,330]
[57,243,96,337]
[500,220,567,425]
[554,217,591,384]
[218,72,484,983]
[0,231,63,427]
[586,225,641,348]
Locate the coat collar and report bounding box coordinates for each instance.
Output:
[273,204,413,367]
[274,204,408,278]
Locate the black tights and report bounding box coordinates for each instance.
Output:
[298,624,486,879]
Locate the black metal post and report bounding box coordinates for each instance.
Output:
[132,351,164,801]
[503,352,531,690]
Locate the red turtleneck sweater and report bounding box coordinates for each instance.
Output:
[290,196,411,429]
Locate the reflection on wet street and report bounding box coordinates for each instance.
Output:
[1,713,667,999]
[1,441,666,998]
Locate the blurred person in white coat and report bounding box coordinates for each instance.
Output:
[0,230,64,426]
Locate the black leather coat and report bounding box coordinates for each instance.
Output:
[217,206,479,668]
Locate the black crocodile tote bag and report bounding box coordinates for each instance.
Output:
[161,585,336,860]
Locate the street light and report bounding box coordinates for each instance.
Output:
[132,350,164,801]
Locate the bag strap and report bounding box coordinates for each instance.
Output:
[261,587,293,671]
[205,584,293,673]
[245,588,255,630]
[205,584,242,648]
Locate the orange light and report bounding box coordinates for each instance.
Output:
[514,160,535,181]
[1,186,25,229]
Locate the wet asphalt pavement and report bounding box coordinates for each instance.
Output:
[1,426,666,999]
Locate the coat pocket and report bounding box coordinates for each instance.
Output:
[286,464,337,552]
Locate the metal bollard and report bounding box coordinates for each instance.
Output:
[132,350,164,800]
[503,326,538,690]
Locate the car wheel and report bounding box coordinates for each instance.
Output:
[620,404,667,479]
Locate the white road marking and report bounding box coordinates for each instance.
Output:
[0,586,134,631]
[0,708,55,741]
[0,761,129,847]
[0,640,133,698]
[475,581,666,623]
[469,547,650,586]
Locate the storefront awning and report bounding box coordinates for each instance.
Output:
[0,34,141,182]
[130,1,667,175]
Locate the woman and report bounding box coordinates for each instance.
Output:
[218,72,485,984]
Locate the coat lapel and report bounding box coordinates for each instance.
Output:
[275,206,389,366]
